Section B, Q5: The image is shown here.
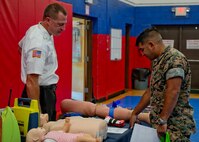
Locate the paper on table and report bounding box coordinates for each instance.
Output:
[107,127,128,134]
[130,123,160,142]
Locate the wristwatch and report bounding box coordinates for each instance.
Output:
[158,118,167,125]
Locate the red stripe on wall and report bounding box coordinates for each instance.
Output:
[92,35,151,101]
[129,37,151,88]
[54,1,73,112]
[0,0,21,107]
[92,34,125,100]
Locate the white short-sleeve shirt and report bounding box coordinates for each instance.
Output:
[19,23,59,85]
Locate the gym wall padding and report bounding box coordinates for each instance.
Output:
[0,0,72,111]
[92,34,126,99]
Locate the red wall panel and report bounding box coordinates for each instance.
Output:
[128,37,151,88]
[106,36,125,95]
[92,34,109,99]
[92,34,126,100]
[35,0,51,22]
[92,35,151,101]
[18,0,36,40]
[54,1,73,111]
[0,0,21,107]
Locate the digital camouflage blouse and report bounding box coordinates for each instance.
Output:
[149,46,196,141]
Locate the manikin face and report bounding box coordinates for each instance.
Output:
[47,12,67,36]
[26,127,47,142]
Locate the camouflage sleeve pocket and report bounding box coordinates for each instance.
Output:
[166,68,184,80]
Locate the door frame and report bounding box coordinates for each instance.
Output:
[73,16,93,101]
[125,24,131,89]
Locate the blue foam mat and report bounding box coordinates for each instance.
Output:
[108,96,198,142]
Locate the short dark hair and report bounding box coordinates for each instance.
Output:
[136,27,161,46]
[43,3,67,20]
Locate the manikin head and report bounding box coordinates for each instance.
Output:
[26,127,47,142]
[26,118,70,142]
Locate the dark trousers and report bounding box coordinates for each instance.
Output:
[22,84,57,121]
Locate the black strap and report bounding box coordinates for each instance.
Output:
[109,118,117,124]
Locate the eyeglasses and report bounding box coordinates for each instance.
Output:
[138,47,145,56]
[49,17,67,27]
[138,42,147,56]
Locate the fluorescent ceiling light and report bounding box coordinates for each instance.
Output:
[119,0,199,6]
[119,0,135,6]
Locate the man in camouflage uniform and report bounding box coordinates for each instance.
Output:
[130,27,196,142]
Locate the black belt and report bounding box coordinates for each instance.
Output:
[40,84,57,91]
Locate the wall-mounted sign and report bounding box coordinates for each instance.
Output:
[163,39,174,48]
[186,40,199,49]
[110,28,122,61]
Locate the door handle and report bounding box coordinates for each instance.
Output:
[188,59,199,62]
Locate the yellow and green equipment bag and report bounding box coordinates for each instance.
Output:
[12,98,39,137]
[1,107,21,142]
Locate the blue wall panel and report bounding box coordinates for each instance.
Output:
[62,0,107,34]
[61,0,135,35]
[133,5,199,36]
[107,0,135,35]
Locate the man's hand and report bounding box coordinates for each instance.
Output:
[129,113,138,128]
[157,124,167,138]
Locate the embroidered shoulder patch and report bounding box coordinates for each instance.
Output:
[32,50,41,58]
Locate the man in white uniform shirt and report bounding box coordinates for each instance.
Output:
[18,3,67,121]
